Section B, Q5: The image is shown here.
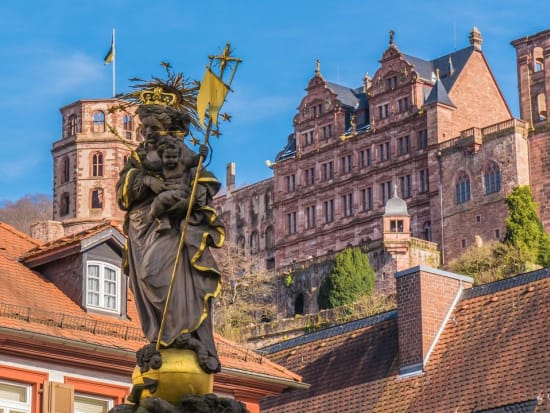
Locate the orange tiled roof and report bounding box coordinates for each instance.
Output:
[261,269,550,412]
[0,221,301,385]
[0,222,42,260]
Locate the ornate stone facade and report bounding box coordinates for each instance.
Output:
[214,27,550,317]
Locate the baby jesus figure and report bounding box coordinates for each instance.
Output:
[147,136,204,233]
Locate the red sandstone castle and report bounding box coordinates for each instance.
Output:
[40,27,550,317]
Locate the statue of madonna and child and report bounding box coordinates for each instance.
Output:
[112,53,245,412]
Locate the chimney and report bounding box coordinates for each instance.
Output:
[469,26,483,51]
[226,162,236,192]
[395,266,473,376]
[30,220,65,243]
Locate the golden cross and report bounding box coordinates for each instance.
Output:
[208,43,243,86]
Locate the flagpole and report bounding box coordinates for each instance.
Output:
[112,28,116,97]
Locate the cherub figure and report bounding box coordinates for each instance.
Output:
[147,136,205,233]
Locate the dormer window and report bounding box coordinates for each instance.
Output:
[86,261,120,313]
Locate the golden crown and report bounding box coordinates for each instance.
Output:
[139,87,179,106]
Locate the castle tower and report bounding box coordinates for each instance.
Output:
[512,29,550,230]
[511,29,550,126]
[51,99,138,235]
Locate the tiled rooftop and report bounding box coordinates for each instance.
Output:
[261,269,550,412]
[0,222,301,385]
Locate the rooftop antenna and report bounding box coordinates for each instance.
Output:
[453,21,457,51]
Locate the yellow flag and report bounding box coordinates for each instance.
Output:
[104,33,115,65]
[197,68,229,127]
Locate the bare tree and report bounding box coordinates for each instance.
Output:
[0,194,52,235]
[211,241,276,343]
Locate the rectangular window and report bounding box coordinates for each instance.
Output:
[400,175,412,198]
[74,394,113,413]
[381,181,392,205]
[321,161,334,181]
[287,212,297,234]
[398,135,410,155]
[305,205,316,229]
[0,381,31,413]
[420,169,429,193]
[378,104,389,119]
[361,187,373,211]
[286,174,296,193]
[324,199,335,223]
[418,129,428,149]
[380,142,391,161]
[322,124,333,139]
[304,167,315,186]
[340,154,353,174]
[87,261,120,312]
[342,193,353,217]
[360,149,372,167]
[398,96,410,112]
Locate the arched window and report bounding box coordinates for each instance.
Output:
[294,293,304,316]
[423,222,432,242]
[484,162,501,194]
[92,152,104,177]
[91,188,104,209]
[123,115,133,139]
[537,93,547,121]
[265,226,274,250]
[237,235,245,255]
[534,47,544,72]
[250,231,259,254]
[61,157,70,183]
[455,172,471,205]
[123,155,129,168]
[68,114,77,136]
[93,111,105,132]
[60,192,70,216]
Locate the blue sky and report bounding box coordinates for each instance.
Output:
[0,0,547,202]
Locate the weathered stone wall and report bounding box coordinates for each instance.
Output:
[53,99,137,225]
[438,121,529,263]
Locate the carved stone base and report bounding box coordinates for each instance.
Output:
[109,394,248,413]
[131,348,213,403]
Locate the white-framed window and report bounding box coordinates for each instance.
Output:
[74,393,113,413]
[86,261,120,313]
[0,380,31,413]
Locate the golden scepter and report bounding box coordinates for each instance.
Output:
[155,44,242,351]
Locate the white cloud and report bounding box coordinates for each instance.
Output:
[34,52,103,96]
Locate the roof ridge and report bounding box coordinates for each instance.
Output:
[260,310,397,354]
[461,267,550,300]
